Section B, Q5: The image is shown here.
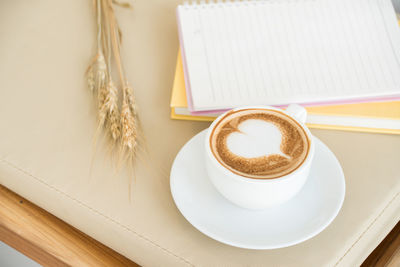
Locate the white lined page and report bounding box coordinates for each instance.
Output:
[177,0,400,111]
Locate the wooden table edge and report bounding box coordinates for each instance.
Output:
[0,184,138,267]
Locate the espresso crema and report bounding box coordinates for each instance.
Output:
[210,109,310,179]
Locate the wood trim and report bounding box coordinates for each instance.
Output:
[362,221,400,267]
[0,185,138,267]
[0,223,64,266]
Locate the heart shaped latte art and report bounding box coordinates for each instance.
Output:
[226,119,289,159]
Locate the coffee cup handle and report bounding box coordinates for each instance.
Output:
[285,104,307,124]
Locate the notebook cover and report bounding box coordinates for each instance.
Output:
[177,4,400,112]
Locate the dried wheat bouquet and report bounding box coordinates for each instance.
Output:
[87,0,138,164]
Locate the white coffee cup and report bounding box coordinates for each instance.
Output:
[204,104,315,210]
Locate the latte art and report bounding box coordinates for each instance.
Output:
[210,109,310,179]
[226,119,290,159]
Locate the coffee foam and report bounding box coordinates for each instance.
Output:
[210,109,310,179]
[226,119,290,159]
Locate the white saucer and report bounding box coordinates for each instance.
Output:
[170,130,345,249]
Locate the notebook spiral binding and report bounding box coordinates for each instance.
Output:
[182,0,312,7]
[183,0,268,3]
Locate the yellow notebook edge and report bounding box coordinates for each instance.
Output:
[306,123,400,135]
[170,49,188,108]
[170,55,400,133]
[172,107,400,134]
[171,107,216,122]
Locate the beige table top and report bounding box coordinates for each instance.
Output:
[0,0,399,266]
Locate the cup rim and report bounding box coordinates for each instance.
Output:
[205,106,315,183]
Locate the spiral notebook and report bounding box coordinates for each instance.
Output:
[177,0,400,112]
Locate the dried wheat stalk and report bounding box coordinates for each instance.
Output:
[106,0,138,157]
[87,0,137,163]
[87,0,107,95]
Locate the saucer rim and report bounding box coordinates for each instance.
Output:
[170,130,346,250]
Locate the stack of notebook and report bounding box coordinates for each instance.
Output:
[171,0,400,134]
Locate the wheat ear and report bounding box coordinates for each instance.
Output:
[120,86,137,153]
[107,80,121,140]
[102,0,121,142]
[104,0,138,159]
